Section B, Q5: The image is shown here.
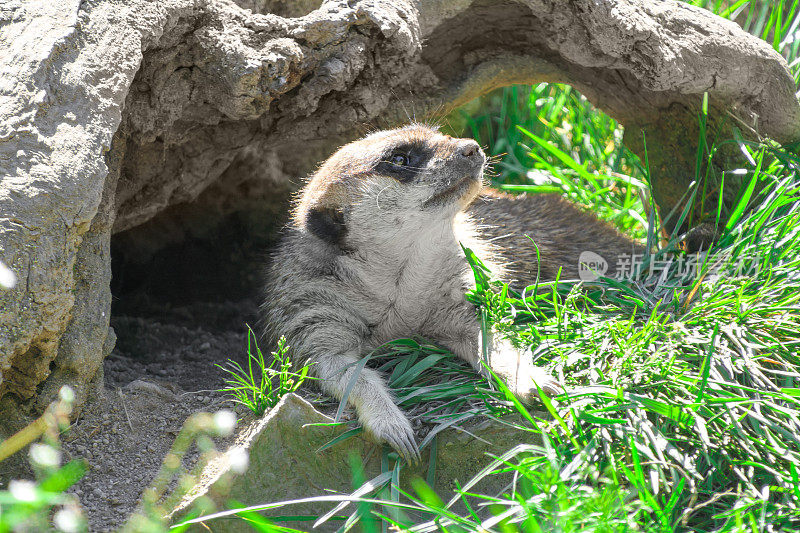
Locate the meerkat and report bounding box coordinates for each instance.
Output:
[262,124,640,462]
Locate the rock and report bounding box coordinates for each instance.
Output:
[1,0,798,430]
[169,393,539,530]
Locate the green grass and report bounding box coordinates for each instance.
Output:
[452,142,800,530]
[449,83,649,241]
[216,329,314,416]
[179,2,800,531]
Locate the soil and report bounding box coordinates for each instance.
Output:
[62,298,260,532]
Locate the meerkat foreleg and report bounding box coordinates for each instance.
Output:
[435,311,562,401]
[311,351,421,463]
[288,317,421,462]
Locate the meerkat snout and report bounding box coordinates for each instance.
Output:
[458,139,482,159]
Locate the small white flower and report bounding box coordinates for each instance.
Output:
[54,508,83,533]
[0,261,15,290]
[30,443,61,468]
[59,386,75,404]
[9,480,37,502]
[213,410,236,435]
[228,447,249,474]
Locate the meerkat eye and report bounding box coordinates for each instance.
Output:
[374,143,430,182]
[389,153,409,166]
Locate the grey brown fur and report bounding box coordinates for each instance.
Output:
[471,189,640,285]
[262,124,639,461]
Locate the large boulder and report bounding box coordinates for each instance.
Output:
[1,0,798,430]
[169,393,538,531]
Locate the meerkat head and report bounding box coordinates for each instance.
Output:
[294,123,486,248]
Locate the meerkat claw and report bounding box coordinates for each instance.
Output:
[364,411,421,464]
[388,431,421,465]
[393,430,421,465]
[538,374,565,397]
[517,367,564,404]
[523,363,563,395]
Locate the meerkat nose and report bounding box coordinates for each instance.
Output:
[459,140,482,159]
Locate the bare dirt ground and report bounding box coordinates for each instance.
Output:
[62,298,258,531]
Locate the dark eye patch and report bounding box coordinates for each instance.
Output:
[374,142,433,183]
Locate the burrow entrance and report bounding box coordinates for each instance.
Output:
[107,187,292,391]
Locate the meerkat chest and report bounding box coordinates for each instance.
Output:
[345,242,471,343]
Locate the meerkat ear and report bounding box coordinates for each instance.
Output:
[305,206,347,247]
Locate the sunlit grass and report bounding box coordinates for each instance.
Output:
[216,329,314,417]
[449,83,650,241]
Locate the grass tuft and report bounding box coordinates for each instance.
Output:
[216,329,314,417]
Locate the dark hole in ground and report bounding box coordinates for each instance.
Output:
[108,195,290,390]
[111,210,273,313]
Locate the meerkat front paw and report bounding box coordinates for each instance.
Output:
[487,332,564,403]
[361,405,421,464]
[507,360,563,403]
